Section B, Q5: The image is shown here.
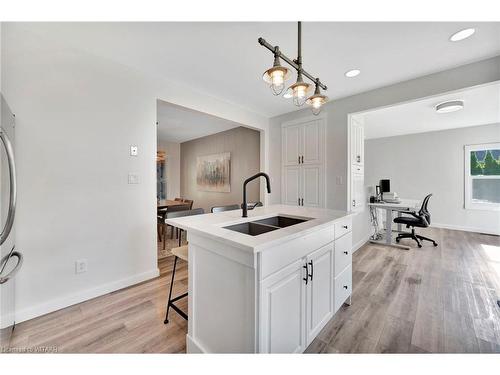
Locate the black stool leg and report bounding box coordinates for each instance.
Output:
[164,256,178,324]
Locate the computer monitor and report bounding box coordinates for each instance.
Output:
[380,179,391,193]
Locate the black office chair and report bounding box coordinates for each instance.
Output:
[394,194,438,248]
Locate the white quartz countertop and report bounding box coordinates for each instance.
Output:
[166,204,354,253]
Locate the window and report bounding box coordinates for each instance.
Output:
[465,143,500,211]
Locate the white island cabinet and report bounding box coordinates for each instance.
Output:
[166,205,354,353]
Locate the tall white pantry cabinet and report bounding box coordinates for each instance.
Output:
[282,117,326,208]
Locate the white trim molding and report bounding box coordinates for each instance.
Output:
[432,222,500,236]
[352,235,370,253]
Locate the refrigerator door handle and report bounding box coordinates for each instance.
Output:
[0,248,23,285]
[0,128,17,246]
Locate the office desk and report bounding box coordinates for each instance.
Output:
[368,199,420,250]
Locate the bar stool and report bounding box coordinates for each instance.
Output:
[164,245,188,324]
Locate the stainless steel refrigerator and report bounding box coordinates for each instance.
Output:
[0,94,20,349]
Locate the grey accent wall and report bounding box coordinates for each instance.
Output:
[269,56,500,248]
[366,123,500,235]
[180,126,261,213]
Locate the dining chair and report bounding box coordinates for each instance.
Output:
[159,203,191,248]
[211,204,240,213]
[167,208,204,246]
[183,199,194,210]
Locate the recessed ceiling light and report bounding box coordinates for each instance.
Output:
[345,69,360,78]
[450,28,475,42]
[435,100,464,113]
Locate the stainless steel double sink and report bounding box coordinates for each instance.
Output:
[223,216,312,236]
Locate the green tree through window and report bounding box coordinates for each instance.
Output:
[483,150,500,175]
[470,151,483,175]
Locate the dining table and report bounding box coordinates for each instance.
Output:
[157,199,188,210]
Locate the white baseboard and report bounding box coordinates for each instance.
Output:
[432,222,500,236]
[186,334,208,353]
[352,235,371,253]
[15,268,160,324]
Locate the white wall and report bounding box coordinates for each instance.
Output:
[366,123,500,235]
[269,56,500,250]
[2,23,269,323]
[157,140,180,200]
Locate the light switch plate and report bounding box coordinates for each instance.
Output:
[128,173,139,184]
[130,145,138,156]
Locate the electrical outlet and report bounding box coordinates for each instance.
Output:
[128,173,139,184]
[75,259,88,274]
[130,145,138,156]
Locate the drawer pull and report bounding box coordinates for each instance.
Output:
[308,260,313,281]
[343,251,348,255]
[343,285,348,290]
[342,225,348,229]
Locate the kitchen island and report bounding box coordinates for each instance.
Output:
[166,204,355,353]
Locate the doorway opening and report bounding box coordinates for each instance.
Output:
[155,99,264,264]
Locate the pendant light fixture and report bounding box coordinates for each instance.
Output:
[262,50,290,95]
[306,79,328,115]
[259,22,328,115]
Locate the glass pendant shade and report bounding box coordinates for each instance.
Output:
[306,84,328,115]
[262,55,290,96]
[286,72,311,106]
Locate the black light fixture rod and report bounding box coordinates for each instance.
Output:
[297,21,302,66]
[258,37,327,91]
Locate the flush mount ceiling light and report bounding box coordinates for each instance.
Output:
[345,69,361,78]
[435,100,464,113]
[259,22,328,115]
[450,28,475,42]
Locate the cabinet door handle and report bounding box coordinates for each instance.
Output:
[303,264,309,285]
[298,156,301,164]
[352,199,356,207]
[343,285,348,290]
[301,155,304,164]
[298,198,301,206]
[301,198,304,206]
[308,260,313,281]
[356,155,361,163]
[343,251,348,255]
[342,225,348,229]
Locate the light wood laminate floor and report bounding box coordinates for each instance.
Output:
[7,227,500,353]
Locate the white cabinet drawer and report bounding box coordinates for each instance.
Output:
[334,217,352,239]
[334,232,352,276]
[352,164,364,175]
[260,225,334,280]
[334,264,352,312]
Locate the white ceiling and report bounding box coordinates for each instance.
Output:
[357,82,500,139]
[157,100,240,143]
[17,22,500,118]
